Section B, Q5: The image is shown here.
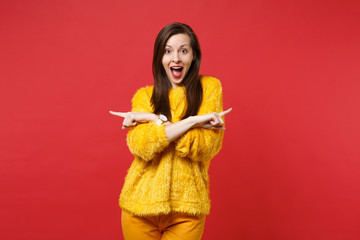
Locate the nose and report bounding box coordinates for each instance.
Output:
[172,52,181,63]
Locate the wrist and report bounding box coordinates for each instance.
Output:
[187,116,199,128]
[151,113,159,122]
[155,114,168,125]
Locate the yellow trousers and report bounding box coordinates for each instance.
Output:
[121,210,206,240]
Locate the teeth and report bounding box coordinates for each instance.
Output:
[171,67,182,78]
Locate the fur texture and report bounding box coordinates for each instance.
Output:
[119,76,224,216]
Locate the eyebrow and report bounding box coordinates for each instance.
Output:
[165,44,190,48]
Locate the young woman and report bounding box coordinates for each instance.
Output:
[110,22,231,240]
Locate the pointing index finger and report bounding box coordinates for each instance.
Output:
[109,111,126,118]
[219,108,232,117]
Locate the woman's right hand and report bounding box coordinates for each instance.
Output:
[193,108,232,130]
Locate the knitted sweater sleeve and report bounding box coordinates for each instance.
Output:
[126,87,170,161]
[175,77,225,162]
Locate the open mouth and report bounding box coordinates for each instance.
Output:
[170,66,183,78]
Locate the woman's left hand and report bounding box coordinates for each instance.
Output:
[109,111,158,129]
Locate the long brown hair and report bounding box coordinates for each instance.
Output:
[151,22,203,121]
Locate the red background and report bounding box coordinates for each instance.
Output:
[1,0,360,239]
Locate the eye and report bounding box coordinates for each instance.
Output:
[180,49,188,54]
[165,49,171,54]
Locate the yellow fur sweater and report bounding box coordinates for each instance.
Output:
[119,76,224,216]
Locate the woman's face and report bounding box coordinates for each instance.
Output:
[162,33,194,88]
